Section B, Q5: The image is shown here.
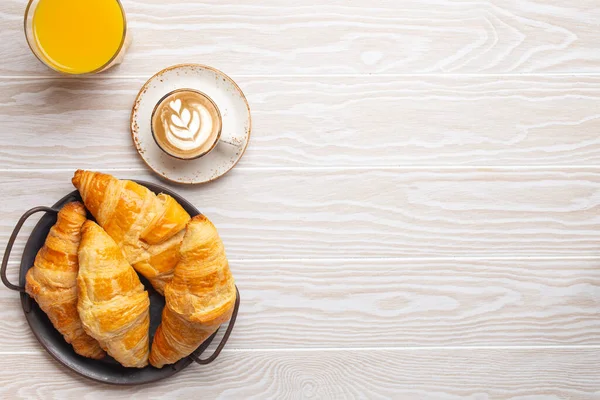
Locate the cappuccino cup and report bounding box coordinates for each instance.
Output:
[151,89,222,160]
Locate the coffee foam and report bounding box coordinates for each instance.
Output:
[151,90,221,159]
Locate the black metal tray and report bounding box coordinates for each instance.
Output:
[0,180,239,385]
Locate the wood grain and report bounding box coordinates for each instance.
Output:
[0,350,599,399]
[2,0,600,75]
[2,169,600,259]
[2,76,600,168]
[2,257,600,352]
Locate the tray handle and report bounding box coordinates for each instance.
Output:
[1,206,59,292]
[189,286,240,365]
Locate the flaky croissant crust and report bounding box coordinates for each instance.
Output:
[77,221,150,368]
[72,169,190,294]
[150,215,236,368]
[25,202,105,360]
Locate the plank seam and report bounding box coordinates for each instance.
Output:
[4,256,600,263]
[4,345,600,356]
[3,73,600,79]
[4,166,600,173]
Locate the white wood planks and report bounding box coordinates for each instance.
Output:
[1,76,600,169]
[2,169,600,258]
[0,350,599,399]
[1,257,600,353]
[1,0,600,75]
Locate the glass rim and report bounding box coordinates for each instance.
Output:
[23,0,128,75]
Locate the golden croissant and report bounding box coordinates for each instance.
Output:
[77,221,150,368]
[72,169,190,294]
[150,215,236,368]
[25,202,105,360]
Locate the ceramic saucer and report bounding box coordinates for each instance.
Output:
[131,64,251,184]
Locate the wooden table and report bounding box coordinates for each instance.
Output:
[2,0,600,398]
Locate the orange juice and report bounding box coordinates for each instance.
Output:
[31,0,126,74]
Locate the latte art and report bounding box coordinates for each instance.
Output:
[151,90,222,159]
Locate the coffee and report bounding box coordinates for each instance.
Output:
[151,89,222,160]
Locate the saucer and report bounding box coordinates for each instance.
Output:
[131,64,251,184]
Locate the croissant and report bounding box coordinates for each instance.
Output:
[25,202,105,360]
[77,221,150,368]
[72,169,190,294]
[150,215,236,368]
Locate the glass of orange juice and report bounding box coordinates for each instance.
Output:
[24,0,130,75]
